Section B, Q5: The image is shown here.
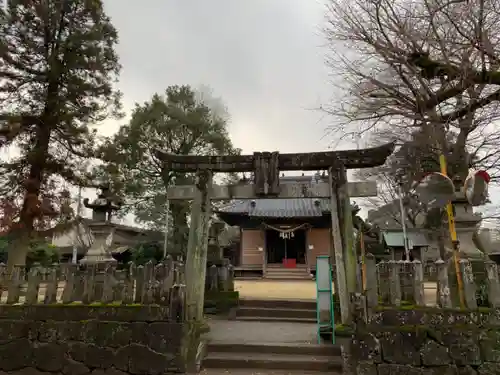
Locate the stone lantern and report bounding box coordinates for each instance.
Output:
[79,184,122,265]
[207,220,226,263]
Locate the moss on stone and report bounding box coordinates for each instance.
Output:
[204,291,239,314]
[369,324,487,334]
[335,324,354,337]
[375,305,495,313]
[48,302,153,307]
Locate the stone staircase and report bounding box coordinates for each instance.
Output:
[264,264,313,280]
[235,298,317,323]
[203,341,342,374]
[203,299,341,374]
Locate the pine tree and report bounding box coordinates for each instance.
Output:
[0,0,122,267]
[97,85,239,254]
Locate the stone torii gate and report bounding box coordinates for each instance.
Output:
[156,142,394,324]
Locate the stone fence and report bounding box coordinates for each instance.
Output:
[0,257,185,312]
[364,255,500,309]
[344,254,500,375]
[205,259,235,293]
[343,306,500,375]
[0,259,203,374]
[0,305,190,375]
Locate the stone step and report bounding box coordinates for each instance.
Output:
[265,268,309,272]
[201,369,336,374]
[264,274,313,280]
[235,316,317,324]
[203,352,342,372]
[239,299,316,310]
[265,271,311,276]
[264,269,313,280]
[265,267,310,271]
[265,268,311,274]
[208,342,341,357]
[237,307,316,320]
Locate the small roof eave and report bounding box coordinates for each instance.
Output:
[382,231,429,248]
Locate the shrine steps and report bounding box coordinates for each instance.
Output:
[239,298,316,309]
[264,265,313,280]
[237,307,316,321]
[235,299,317,323]
[203,341,342,373]
[235,316,317,323]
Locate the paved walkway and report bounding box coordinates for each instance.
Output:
[204,319,340,375]
[208,319,318,344]
[203,279,439,374]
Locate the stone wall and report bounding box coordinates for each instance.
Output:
[0,305,189,375]
[344,308,500,375]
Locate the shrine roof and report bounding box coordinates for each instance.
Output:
[382,231,429,248]
[215,175,332,218]
[216,198,330,218]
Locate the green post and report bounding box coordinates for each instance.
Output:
[316,255,335,344]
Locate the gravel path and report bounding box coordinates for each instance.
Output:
[234,279,439,306]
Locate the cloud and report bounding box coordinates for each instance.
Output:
[102,0,335,153]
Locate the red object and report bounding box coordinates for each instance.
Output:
[476,170,491,184]
[465,170,491,206]
[283,258,296,268]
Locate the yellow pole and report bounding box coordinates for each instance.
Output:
[439,154,465,308]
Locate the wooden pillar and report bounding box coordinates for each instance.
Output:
[185,170,213,322]
[305,226,311,275]
[328,167,350,324]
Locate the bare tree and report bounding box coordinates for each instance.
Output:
[324,0,500,183]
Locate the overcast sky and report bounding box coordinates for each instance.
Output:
[0,0,496,236]
[94,0,499,226]
[101,0,336,153]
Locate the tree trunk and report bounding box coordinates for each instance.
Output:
[8,124,51,270]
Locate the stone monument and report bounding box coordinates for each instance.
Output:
[79,184,122,265]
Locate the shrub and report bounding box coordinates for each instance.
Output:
[26,242,60,268]
[130,241,164,265]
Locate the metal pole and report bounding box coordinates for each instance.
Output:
[72,186,82,264]
[398,185,410,260]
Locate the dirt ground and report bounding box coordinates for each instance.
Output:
[235,280,319,300]
[234,279,438,305]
